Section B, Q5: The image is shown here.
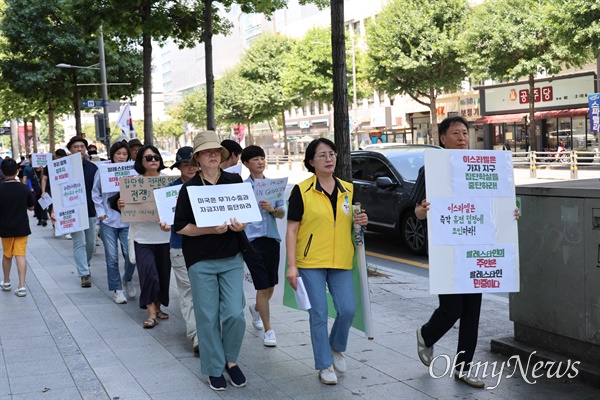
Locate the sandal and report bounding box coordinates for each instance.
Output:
[156,310,169,319]
[143,318,158,329]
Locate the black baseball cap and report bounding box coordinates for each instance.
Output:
[170,146,194,169]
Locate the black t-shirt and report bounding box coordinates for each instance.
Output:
[173,171,246,268]
[287,179,341,222]
[0,180,35,237]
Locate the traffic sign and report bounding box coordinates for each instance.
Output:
[81,100,108,108]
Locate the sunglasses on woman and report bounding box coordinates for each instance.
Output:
[144,154,161,162]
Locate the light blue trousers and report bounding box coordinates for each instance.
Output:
[71,217,97,277]
[188,253,246,377]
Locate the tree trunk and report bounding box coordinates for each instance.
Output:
[31,116,37,153]
[246,122,253,146]
[528,74,536,151]
[48,103,56,154]
[142,1,153,145]
[281,109,288,155]
[23,118,30,154]
[429,87,439,146]
[73,72,82,136]
[330,0,351,182]
[204,0,215,131]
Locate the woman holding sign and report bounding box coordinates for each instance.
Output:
[413,116,518,389]
[92,141,136,305]
[286,138,368,386]
[173,131,249,391]
[120,145,172,328]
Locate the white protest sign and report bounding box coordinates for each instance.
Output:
[154,184,182,225]
[253,177,288,203]
[428,198,495,245]
[453,245,518,293]
[54,207,83,235]
[47,153,89,235]
[61,182,86,208]
[48,154,75,185]
[38,193,53,210]
[449,151,514,197]
[99,161,137,193]
[31,153,53,168]
[186,182,262,227]
[424,149,519,295]
[224,164,242,175]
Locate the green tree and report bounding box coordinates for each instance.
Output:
[177,89,208,130]
[239,33,298,154]
[461,0,588,151]
[38,120,65,145]
[365,0,469,146]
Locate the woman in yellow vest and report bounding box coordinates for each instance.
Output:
[286,138,368,385]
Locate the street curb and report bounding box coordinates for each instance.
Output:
[491,337,600,389]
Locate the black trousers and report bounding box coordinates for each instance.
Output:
[421,293,482,369]
[134,242,171,309]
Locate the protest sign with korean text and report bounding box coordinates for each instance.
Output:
[99,161,137,193]
[424,149,519,294]
[253,177,288,203]
[119,175,177,222]
[31,153,53,168]
[48,153,89,235]
[186,182,262,227]
[154,184,182,225]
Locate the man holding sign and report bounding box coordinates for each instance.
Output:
[174,131,251,391]
[413,117,519,388]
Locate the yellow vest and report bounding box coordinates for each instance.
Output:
[296,175,354,270]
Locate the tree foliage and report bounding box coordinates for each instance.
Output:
[365,0,469,145]
[546,0,600,59]
[176,89,208,130]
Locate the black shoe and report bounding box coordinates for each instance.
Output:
[81,275,92,288]
[37,220,43,226]
[41,220,47,227]
[225,365,247,388]
[208,375,227,391]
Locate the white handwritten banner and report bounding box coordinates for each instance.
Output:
[32,153,53,168]
[186,182,262,227]
[454,245,518,293]
[424,149,519,294]
[253,177,288,203]
[429,198,495,245]
[99,161,137,193]
[154,184,182,225]
[54,207,82,235]
[61,182,85,208]
[48,154,75,185]
[450,150,514,197]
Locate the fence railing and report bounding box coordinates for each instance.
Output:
[512,149,600,179]
[264,155,306,171]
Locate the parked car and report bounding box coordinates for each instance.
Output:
[351,145,441,255]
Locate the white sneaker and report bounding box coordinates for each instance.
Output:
[331,349,347,372]
[249,303,263,330]
[0,281,11,291]
[264,330,277,347]
[114,290,127,304]
[193,336,199,353]
[319,365,337,385]
[417,327,434,367]
[123,280,136,298]
[64,234,72,240]
[454,370,485,388]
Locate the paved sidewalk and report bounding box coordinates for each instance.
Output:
[1,218,598,399]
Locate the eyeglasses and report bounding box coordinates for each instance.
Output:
[144,154,161,162]
[314,152,337,160]
[200,149,221,156]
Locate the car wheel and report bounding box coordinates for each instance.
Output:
[401,211,427,255]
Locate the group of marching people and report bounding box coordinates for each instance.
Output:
[2,117,514,391]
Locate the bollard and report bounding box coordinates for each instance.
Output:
[276,156,280,170]
[570,151,578,179]
[529,151,537,178]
